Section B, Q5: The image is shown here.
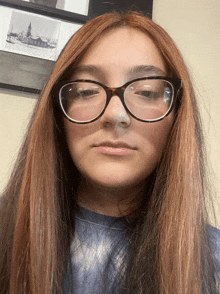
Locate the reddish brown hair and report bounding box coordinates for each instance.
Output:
[0,11,218,294]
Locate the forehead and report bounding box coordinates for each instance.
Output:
[76,27,167,77]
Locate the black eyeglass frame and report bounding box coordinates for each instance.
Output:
[59,76,182,124]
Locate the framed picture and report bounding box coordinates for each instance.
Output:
[0,0,87,92]
[0,0,90,21]
[20,0,90,16]
[1,6,83,61]
[0,0,153,93]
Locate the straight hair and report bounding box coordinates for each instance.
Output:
[0,11,218,294]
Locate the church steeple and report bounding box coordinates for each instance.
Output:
[26,22,32,37]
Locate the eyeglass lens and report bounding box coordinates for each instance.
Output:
[60,80,173,122]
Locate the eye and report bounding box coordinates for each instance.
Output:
[77,89,99,98]
[69,86,101,100]
[134,90,160,100]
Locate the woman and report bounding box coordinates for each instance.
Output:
[0,11,219,294]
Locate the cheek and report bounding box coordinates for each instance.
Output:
[64,119,97,160]
[137,117,173,159]
[150,123,171,149]
[65,121,95,139]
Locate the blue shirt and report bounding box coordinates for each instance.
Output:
[208,225,220,276]
[63,206,220,294]
[63,206,129,293]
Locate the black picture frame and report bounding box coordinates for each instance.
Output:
[0,0,153,94]
[88,0,153,19]
[0,0,88,93]
[0,0,89,23]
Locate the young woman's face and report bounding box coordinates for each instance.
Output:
[64,27,174,190]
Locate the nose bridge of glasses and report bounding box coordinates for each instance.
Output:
[103,86,128,117]
[106,86,125,103]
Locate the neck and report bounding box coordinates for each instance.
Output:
[77,178,146,217]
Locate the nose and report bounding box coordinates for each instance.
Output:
[100,95,131,129]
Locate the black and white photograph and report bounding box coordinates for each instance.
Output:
[0,4,83,89]
[5,10,60,60]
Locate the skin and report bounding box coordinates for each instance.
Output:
[64,27,174,217]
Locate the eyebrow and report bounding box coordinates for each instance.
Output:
[127,65,166,76]
[72,64,166,78]
[73,65,104,78]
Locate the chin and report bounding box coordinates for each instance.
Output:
[87,172,145,190]
[77,162,155,190]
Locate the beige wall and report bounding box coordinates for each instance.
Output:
[0,90,36,192]
[153,0,220,225]
[1,0,220,224]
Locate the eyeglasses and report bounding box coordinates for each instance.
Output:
[59,77,182,124]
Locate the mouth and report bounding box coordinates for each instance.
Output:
[93,141,137,155]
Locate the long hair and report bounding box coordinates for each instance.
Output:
[0,11,218,294]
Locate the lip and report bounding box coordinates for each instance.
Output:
[94,141,137,155]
